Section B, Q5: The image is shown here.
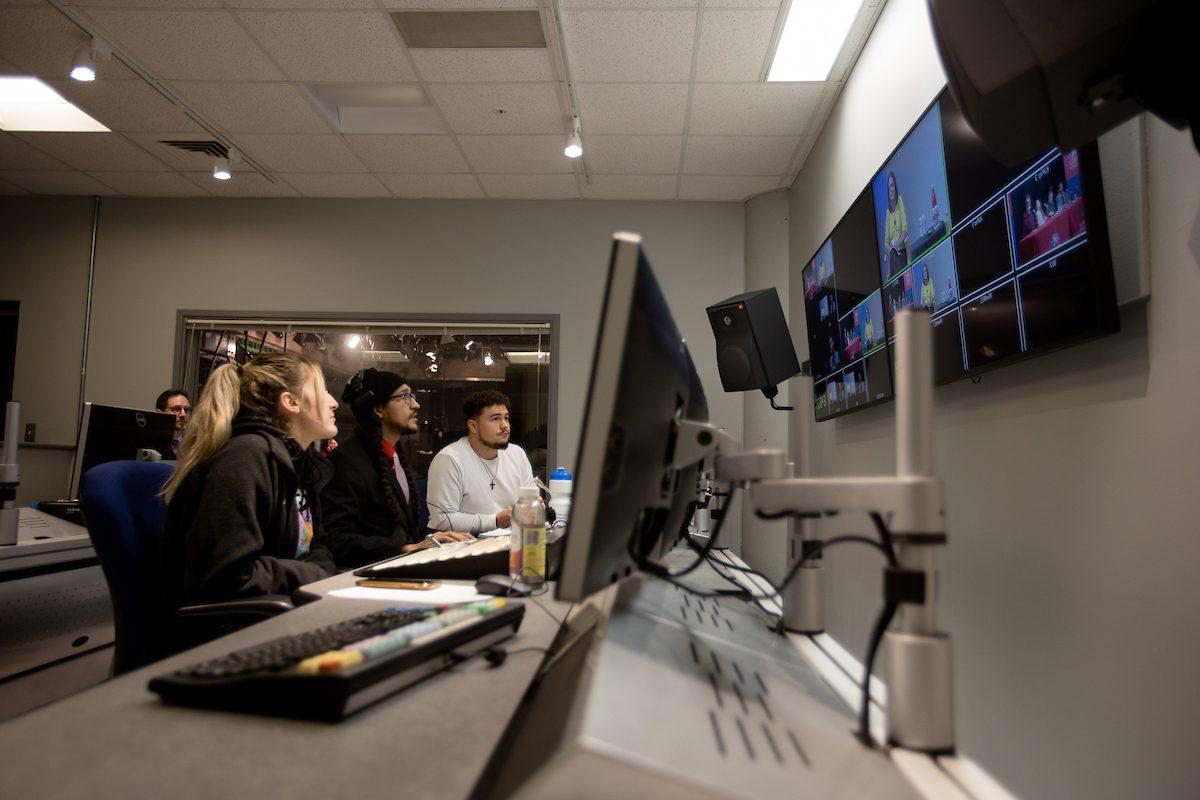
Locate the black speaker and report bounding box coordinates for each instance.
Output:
[706,288,801,395]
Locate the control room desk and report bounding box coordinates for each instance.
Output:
[0,567,571,799]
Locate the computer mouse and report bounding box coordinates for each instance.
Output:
[475,574,533,597]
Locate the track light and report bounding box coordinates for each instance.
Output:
[346,334,361,349]
[70,38,111,83]
[213,147,239,181]
[465,340,474,350]
[483,353,494,367]
[563,116,582,159]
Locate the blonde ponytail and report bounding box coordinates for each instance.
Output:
[163,363,241,501]
[162,352,322,502]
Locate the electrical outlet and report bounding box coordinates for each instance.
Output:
[23,423,35,443]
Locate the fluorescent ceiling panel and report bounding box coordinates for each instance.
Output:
[0,77,109,132]
[767,0,864,82]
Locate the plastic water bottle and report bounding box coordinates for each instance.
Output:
[509,486,546,587]
[548,467,573,525]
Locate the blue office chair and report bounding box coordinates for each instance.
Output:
[80,461,292,675]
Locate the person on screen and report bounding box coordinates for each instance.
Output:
[828,336,841,370]
[1022,195,1037,237]
[1034,199,1047,227]
[1046,188,1057,217]
[1056,181,1068,211]
[155,389,190,459]
[864,307,877,347]
[161,353,338,610]
[426,390,535,534]
[320,370,470,570]
[920,267,937,312]
[884,171,908,274]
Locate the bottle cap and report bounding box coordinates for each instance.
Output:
[550,468,572,480]
[518,485,539,500]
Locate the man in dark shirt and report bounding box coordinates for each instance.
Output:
[155,388,190,459]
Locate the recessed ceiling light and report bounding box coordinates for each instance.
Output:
[767,0,865,82]
[0,77,109,132]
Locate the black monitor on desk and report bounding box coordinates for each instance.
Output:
[67,403,176,499]
[556,233,708,602]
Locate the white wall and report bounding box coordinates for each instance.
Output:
[2,198,746,517]
[740,189,792,574]
[787,0,1200,797]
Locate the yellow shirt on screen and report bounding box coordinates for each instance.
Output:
[886,197,908,251]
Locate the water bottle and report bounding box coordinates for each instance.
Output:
[509,486,546,587]
[548,467,573,525]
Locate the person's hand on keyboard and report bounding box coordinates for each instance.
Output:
[430,531,474,543]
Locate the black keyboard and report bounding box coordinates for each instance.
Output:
[149,600,524,721]
[356,531,565,582]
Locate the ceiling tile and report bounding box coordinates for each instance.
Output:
[563,10,696,83]
[428,83,565,135]
[683,135,798,175]
[411,49,553,83]
[171,82,331,133]
[70,0,226,7]
[0,6,136,79]
[688,83,823,135]
[184,171,298,196]
[478,173,578,199]
[86,171,211,196]
[0,170,116,194]
[47,78,202,133]
[0,175,29,195]
[81,9,283,81]
[575,83,688,135]
[585,135,680,174]
[702,0,781,8]
[233,134,367,173]
[0,133,71,171]
[582,174,676,200]
[230,0,377,9]
[235,11,416,83]
[678,174,779,201]
[384,0,535,7]
[12,133,167,171]
[343,134,469,173]
[377,173,483,199]
[694,9,776,82]
[457,135,574,174]
[282,172,390,197]
[560,0,697,7]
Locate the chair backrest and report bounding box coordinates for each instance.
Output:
[80,460,175,675]
[416,477,429,530]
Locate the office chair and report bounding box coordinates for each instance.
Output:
[80,461,293,675]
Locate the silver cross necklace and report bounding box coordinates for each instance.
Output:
[476,452,500,491]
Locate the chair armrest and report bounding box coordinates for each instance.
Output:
[176,595,294,621]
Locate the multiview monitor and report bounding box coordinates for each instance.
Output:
[802,90,1119,422]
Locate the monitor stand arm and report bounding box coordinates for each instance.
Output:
[674,312,955,753]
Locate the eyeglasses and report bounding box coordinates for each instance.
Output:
[388,391,417,406]
[166,405,190,415]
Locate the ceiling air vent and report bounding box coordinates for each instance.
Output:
[153,139,230,170]
[159,140,228,158]
[391,11,546,48]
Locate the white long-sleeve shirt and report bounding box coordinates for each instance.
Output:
[425,437,534,532]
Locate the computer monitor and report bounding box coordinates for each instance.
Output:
[556,233,708,602]
[68,403,176,499]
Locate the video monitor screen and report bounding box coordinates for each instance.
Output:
[799,90,1118,422]
[802,188,895,421]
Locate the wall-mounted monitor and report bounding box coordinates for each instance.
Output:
[801,90,1119,422]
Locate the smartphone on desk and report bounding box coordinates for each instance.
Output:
[356,579,442,590]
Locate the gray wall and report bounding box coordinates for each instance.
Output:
[3,198,746,513]
[739,189,792,574]
[786,0,1200,797]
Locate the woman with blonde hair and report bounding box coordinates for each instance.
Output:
[162,352,339,609]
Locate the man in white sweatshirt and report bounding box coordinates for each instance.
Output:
[425,390,535,533]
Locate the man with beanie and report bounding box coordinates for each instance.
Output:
[320,369,470,569]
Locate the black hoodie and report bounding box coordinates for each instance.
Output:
[162,415,337,608]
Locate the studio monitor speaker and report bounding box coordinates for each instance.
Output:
[706,288,800,395]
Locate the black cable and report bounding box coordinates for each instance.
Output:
[641,486,739,580]
[858,600,898,747]
[868,512,897,565]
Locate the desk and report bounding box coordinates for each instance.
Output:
[1017,199,1085,263]
[0,567,571,799]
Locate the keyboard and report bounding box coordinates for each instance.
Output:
[355,531,565,582]
[149,599,524,721]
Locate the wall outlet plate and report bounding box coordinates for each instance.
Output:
[23,423,35,443]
